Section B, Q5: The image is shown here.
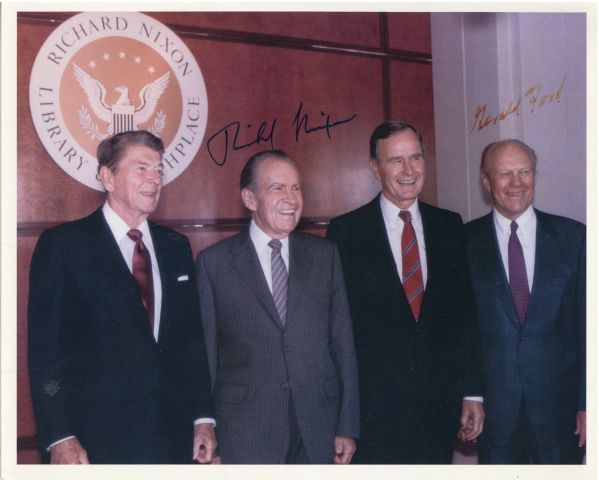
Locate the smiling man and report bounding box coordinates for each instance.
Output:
[327,120,484,464]
[195,150,359,464]
[465,139,586,464]
[28,130,216,464]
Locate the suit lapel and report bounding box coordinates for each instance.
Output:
[418,203,437,317]
[90,209,157,341]
[229,229,283,329]
[476,214,521,326]
[286,232,314,326]
[526,211,562,325]
[364,197,413,321]
[150,224,170,343]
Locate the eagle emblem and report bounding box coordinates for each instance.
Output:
[72,63,170,139]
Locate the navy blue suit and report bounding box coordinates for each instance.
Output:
[465,209,585,463]
[28,208,213,463]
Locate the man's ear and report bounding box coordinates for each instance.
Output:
[99,166,115,193]
[481,172,491,194]
[241,188,257,212]
[369,158,381,182]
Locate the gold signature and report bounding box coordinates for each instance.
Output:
[470,77,566,134]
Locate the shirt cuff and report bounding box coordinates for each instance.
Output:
[463,396,484,402]
[47,435,76,452]
[194,417,216,426]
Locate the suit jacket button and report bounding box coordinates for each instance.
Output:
[281,382,289,390]
[284,344,291,352]
[519,336,525,342]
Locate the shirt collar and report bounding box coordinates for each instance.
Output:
[493,204,535,238]
[102,202,151,243]
[379,194,421,229]
[249,219,290,252]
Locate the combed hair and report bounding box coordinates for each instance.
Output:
[369,120,425,161]
[97,130,164,174]
[240,149,298,191]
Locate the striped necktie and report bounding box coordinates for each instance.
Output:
[399,210,424,320]
[269,239,288,325]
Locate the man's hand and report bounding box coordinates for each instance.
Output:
[457,399,485,442]
[193,423,217,463]
[50,437,90,464]
[333,436,356,464]
[574,410,586,447]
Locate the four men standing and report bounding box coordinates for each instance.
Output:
[27,129,586,465]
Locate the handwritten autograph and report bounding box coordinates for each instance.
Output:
[207,120,276,166]
[292,102,358,143]
[471,77,566,134]
[206,103,358,166]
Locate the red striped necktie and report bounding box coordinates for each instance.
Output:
[399,210,424,320]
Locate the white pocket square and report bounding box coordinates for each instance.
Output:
[177,275,189,282]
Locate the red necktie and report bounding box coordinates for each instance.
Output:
[127,229,154,331]
[399,210,424,320]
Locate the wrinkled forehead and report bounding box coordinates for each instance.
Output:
[257,157,301,182]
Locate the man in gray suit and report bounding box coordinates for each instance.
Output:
[465,139,585,463]
[195,150,360,464]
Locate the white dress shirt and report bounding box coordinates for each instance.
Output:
[102,202,163,340]
[493,205,537,291]
[379,195,428,286]
[379,196,482,403]
[249,219,290,292]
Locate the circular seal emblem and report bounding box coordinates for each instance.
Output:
[29,12,208,191]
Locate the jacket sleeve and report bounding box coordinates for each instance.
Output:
[328,242,360,439]
[195,252,218,392]
[28,229,77,451]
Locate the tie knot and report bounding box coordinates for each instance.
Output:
[399,210,412,223]
[127,229,143,243]
[268,239,282,252]
[510,221,519,234]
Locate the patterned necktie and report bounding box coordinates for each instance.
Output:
[269,239,288,325]
[399,210,424,320]
[508,221,530,325]
[127,229,155,331]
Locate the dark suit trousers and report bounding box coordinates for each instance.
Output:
[479,399,584,464]
[355,391,456,464]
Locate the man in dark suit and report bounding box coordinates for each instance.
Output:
[28,130,216,464]
[195,150,360,464]
[326,120,484,464]
[465,139,586,464]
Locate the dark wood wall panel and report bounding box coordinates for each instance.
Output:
[16,238,39,464]
[16,11,434,461]
[387,13,432,54]
[154,39,384,221]
[149,12,382,48]
[388,60,437,205]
